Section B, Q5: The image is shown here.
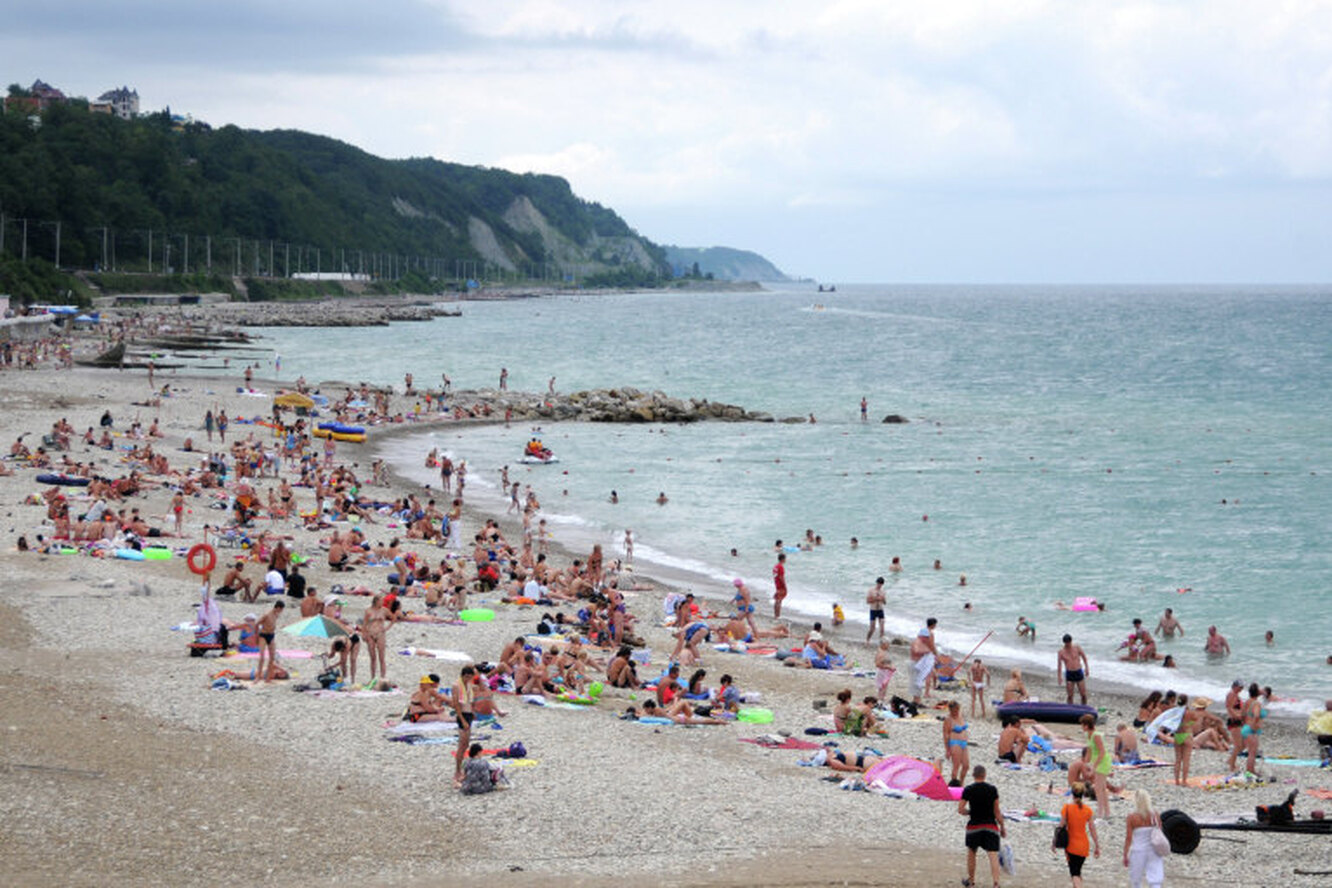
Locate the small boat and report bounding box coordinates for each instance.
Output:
[521,438,558,464]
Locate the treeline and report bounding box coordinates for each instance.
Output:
[0,101,670,301]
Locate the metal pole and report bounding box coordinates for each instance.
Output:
[147,229,152,273]
[183,233,189,274]
[22,218,28,261]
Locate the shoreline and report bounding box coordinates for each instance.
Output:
[1,353,1328,887]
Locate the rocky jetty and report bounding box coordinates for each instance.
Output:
[388,386,773,424]
[189,300,461,328]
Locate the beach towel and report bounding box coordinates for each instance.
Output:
[740,736,823,750]
[304,688,403,699]
[225,649,313,659]
[910,653,934,697]
[397,646,474,663]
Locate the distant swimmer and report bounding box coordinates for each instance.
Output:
[850,537,859,549]
[1156,608,1184,638]
[860,397,868,421]
[808,413,816,424]
[1204,625,1231,657]
[933,559,942,570]
[656,491,668,505]
[609,490,618,504]
[1265,629,1275,646]
[1016,616,1036,641]
[889,556,902,573]
[958,574,967,587]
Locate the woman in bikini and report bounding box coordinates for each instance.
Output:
[1240,682,1265,772]
[361,594,390,681]
[452,665,477,785]
[943,700,970,785]
[607,646,639,689]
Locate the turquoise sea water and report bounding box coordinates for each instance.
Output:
[258,285,1332,710]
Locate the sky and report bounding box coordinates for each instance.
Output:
[4,0,1331,283]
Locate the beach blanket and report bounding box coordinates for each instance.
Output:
[740,736,823,750]
[1305,788,1332,800]
[384,721,458,736]
[225,649,314,659]
[1263,758,1327,768]
[1182,774,1269,790]
[910,653,934,697]
[388,732,491,746]
[397,646,474,663]
[1002,809,1062,823]
[304,688,403,700]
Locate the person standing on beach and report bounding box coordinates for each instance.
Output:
[958,764,1005,888]
[1123,789,1166,888]
[866,577,886,643]
[623,529,634,565]
[909,618,939,706]
[1225,679,1245,772]
[1059,783,1100,888]
[1079,713,1114,819]
[1058,634,1090,705]
[204,409,214,442]
[439,456,453,495]
[772,552,788,619]
[217,410,228,443]
[255,599,285,683]
[452,665,477,786]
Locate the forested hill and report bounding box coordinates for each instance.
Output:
[662,245,790,282]
[0,102,669,292]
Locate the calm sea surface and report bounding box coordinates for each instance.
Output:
[257,284,1332,709]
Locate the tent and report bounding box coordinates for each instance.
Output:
[864,756,959,800]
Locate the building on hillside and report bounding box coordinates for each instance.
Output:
[3,78,67,114]
[96,86,139,119]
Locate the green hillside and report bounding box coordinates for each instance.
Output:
[662,245,789,282]
[0,98,670,302]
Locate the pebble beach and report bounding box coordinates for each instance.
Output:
[2,309,1330,888]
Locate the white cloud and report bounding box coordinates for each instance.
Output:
[3,0,1330,279]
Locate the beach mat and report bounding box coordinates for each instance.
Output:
[740,736,823,750]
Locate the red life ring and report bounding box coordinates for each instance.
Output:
[187,543,217,576]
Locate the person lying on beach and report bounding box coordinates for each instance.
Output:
[823,748,883,773]
[716,617,790,645]
[639,698,728,726]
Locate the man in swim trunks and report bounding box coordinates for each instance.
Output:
[255,599,285,683]
[866,576,886,643]
[1155,607,1184,639]
[1204,625,1231,656]
[772,552,787,619]
[1057,634,1090,705]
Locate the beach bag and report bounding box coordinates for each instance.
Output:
[317,667,341,689]
[1052,824,1069,850]
[1149,812,1171,857]
[998,842,1016,875]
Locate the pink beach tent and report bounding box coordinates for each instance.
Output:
[864,756,961,801]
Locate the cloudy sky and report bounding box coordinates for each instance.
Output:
[5,1,1331,282]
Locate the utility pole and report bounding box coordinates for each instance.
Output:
[183,233,189,274]
[205,235,211,272]
[147,229,152,273]
[22,218,28,261]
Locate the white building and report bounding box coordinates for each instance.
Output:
[95,86,139,120]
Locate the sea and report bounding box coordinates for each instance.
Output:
[253,284,1332,712]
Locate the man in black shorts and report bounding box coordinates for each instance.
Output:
[958,764,1006,887]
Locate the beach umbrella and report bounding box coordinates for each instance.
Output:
[274,391,315,409]
[281,615,349,639]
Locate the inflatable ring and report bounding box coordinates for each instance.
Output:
[736,707,774,724]
[187,543,217,576]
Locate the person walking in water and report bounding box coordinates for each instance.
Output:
[860,396,868,421]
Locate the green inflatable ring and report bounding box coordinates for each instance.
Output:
[458,608,495,623]
[736,708,774,724]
